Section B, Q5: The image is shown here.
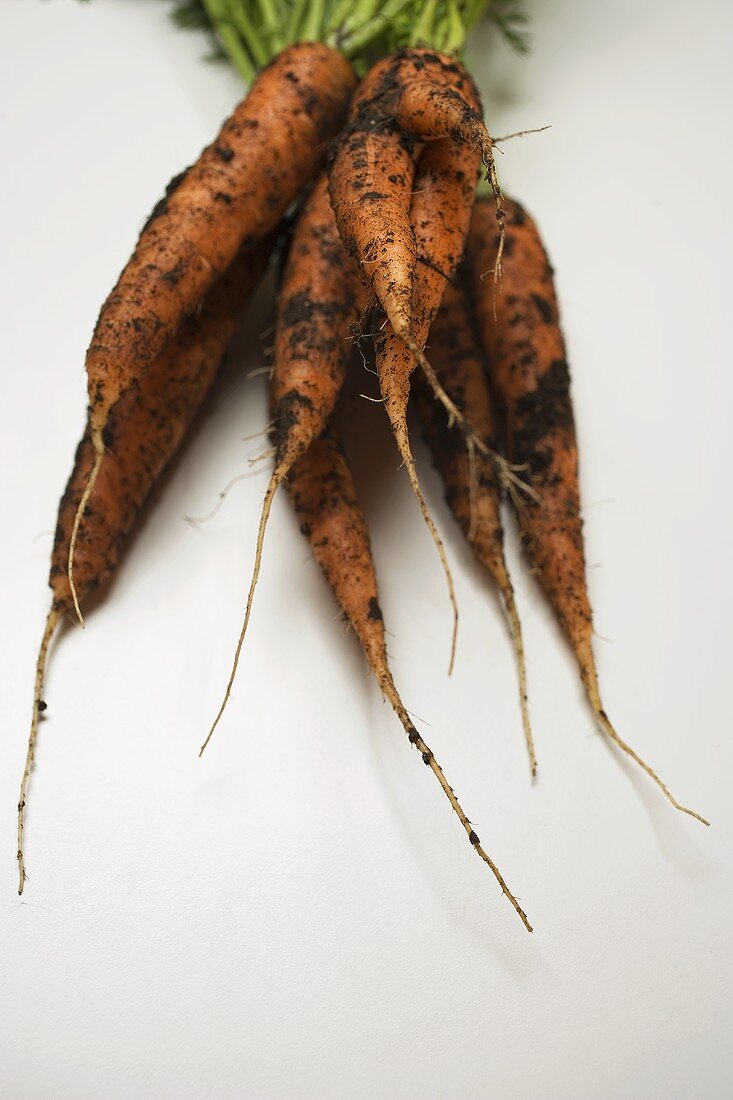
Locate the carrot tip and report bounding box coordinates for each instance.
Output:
[17,607,61,896]
[392,415,459,673]
[380,669,531,932]
[203,469,282,756]
[585,674,709,826]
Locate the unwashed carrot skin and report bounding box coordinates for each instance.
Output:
[285,418,532,932]
[466,197,707,824]
[271,173,367,475]
[286,424,389,676]
[413,276,505,581]
[329,47,485,343]
[18,232,275,895]
[373,136,481,666]
[87,43,357,449]
[466,199,589,659]
[198,177,368,755]
[376,133,481,432]
[51,233,275,615]
[413,276,535,774]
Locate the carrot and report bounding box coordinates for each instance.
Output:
[286,417,532,932]
[413,275,535,776]
[373,133,482,670]
[466,197,708,824]
[330,46,516,471]
[69,43,357,620]
[201,174,367,752]
[329,54,419,347]
[17,232,276,895]
[330,46,500,346]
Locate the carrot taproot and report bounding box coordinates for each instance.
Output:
[329,54,419,348]
[372,133,482,670]
[413,275,535,776]
[286,417,532,932]
[17,232,276,895]
[330,47,515,467]
[329,46,502,351]
[69,43,357,620]
[466,196,707,824]
[201,174,368,753]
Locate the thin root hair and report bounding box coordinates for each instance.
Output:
[584,669,709,826]
[394,417,458,676]
[378,666,532,932]
[407,339,534,502]
[17,607,61,895]
[199,467,281,756]
[67,447,104,627]
[493,125,552,144]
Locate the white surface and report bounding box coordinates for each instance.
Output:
[1,1,731,1097]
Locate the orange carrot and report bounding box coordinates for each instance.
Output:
[373,133,482,669]
[201,174,367,752]
[18,232,275,895]
[466,196,707,824]
[69,43,357,620]
[413,275,535,775]
[329,47,498,349]
[286,417,532,932]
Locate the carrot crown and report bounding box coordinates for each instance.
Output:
[171,0,529,80]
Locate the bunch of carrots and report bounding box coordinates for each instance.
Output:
[18,0,707,929]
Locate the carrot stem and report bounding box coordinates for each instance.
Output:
[201,0,257,80]
[286,0,311,41]
[340,0,414,57]
[410,0,439,46]
[223,0,269,69]
[442,0,466,54]
[301,0,326,42]
[334,0,379,38]
[255,0,284,52]
[463,0,491,34]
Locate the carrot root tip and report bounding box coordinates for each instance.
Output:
[503,586,537,780]
[202,466,283,754]
[17,607,61,895]
[380,669,531,932]
[392,415,458,674]
[584,670,709,826]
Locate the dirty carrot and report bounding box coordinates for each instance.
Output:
[330,46,516,464]
[330,45,502,349]
[201,174,367,753]
[17,232,275,895]
[372,132,482,669]
[286,417,532,932]
[68,43,357,619]
[466,196,707,824]
[413,275,535,776]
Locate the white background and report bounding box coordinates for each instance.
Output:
[1,1,731,1097]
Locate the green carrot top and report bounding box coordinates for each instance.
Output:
[171,0,529,81]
